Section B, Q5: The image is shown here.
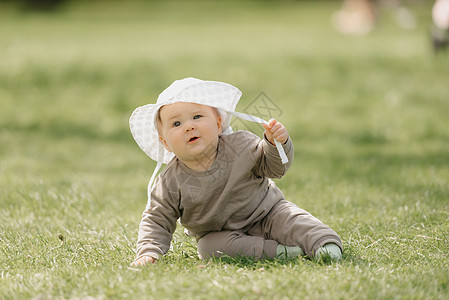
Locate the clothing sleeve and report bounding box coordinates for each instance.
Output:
[252,135,294,179]
[135,175,181,260]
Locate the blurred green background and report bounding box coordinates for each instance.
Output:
[1,0,446,202]
[1,0,448,298]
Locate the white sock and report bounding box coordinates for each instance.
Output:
[315,243,342,261]
[276,245,305,259]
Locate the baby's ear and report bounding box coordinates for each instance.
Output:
[216,115,223,135]
[159,136,172,152]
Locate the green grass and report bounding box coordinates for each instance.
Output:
[1,1,448,299]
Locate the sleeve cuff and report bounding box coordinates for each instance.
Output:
[263,135,293,158]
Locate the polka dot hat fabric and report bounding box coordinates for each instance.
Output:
[129,77,242,164]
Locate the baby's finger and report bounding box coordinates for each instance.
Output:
[131,256,154,266]
[276,132,289,143]
[131,260,143,266]
[264,129,274,139]
[267,118,277,128]
[270,122,283,134]
[141,257,155,264]
[271,125,288,143]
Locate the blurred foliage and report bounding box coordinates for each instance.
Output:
[7,0,67,11]
[0,0,346,8]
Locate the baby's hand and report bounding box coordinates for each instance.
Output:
[130,256,156,266]
[262,119,289,145]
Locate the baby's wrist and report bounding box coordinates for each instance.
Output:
[264,134,289,145]
[264,134,275,145]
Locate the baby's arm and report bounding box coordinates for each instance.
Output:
[132,176,180,266]
[262,119,289,145]
[252,119,293,178]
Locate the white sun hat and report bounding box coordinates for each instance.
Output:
[129,77,288,209]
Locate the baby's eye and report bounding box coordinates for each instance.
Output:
[193,115,202,120]
[173,121,181,127]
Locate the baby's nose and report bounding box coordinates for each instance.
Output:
[184,122,195,132]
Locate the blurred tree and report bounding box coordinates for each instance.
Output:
[20,0,67,11]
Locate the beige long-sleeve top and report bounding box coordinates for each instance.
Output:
[136,130,294,260]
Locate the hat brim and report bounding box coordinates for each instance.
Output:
[129,79,242,163]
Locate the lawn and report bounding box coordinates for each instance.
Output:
[1,1,448,299]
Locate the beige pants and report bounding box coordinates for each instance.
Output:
[197,200,342,259]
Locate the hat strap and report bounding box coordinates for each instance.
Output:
[146,142,165,210]
[229,111,289,164]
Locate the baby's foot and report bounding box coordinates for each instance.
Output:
[315,243,342,262]
[276,245,305,259]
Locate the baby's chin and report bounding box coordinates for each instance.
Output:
[177,144,219,169]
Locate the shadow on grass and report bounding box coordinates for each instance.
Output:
[340,249,370,268]
[210,256,297,270]
[206,254,350,270]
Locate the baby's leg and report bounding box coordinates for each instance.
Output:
[197,230,278,260]
[251,200,342,259]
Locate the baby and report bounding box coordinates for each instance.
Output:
[129,78,342,265]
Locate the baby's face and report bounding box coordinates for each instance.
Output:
[158,102,222,168]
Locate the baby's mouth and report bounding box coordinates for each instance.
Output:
[188,136,199,143]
